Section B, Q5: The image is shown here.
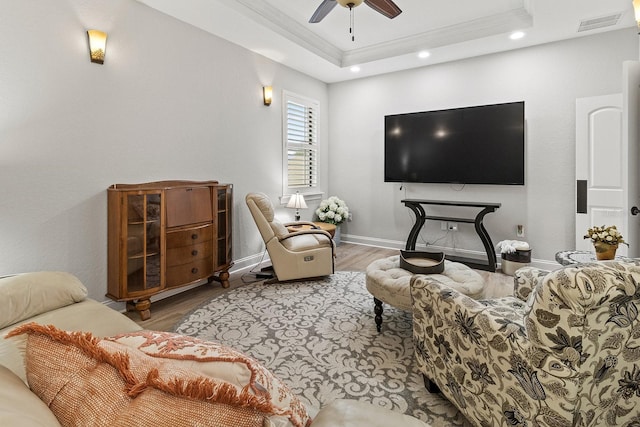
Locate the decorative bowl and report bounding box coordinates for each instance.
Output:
[399,250,445,274]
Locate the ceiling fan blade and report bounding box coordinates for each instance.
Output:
[309,0,338,23]
[364,0,402,19]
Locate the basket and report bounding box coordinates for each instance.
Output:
[399,250,445,274]
[501,249,531,263]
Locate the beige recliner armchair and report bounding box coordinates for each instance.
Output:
[246,192,335,282]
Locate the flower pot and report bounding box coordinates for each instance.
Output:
[593,242,618,260]
[333,225,341,245]
[501,249,532,276]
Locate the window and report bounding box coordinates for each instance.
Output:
[283,91,319,193]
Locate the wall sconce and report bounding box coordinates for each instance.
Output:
[287,192,307,221]
[634,0,640,32]
[87,30,107,64]
[263,86,273,106]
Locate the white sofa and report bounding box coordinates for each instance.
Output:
[1,271,428,427]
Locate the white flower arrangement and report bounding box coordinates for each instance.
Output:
[496,240,529,254]
[584,225,628,246]
[316,196,349,226]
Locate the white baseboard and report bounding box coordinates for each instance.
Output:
[341,233,559,272]
[101,237,560,311]
[100,251,271,311]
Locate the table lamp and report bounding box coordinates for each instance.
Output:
[287,192,307,221]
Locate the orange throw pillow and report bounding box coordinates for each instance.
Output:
[7,324,310,427]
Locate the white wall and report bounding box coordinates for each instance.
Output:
[0,0,329,302]
[1,1,638,305]
[330,28,638,265]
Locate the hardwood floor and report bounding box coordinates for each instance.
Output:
[126,243,514,331]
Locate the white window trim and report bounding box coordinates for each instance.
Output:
[282,90,320,203]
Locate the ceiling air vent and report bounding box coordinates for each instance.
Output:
[577,13,623,32]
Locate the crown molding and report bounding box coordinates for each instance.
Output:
[224,0,532,69]
[147,0,532,70]
[219,0,343,65]
[341,6,533,66]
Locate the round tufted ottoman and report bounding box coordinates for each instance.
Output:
[365,255,484,332]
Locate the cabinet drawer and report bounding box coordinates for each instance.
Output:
[166,224,213,248]
[166,187,213,227]
[166,259,214,287]
[166,240,213,267]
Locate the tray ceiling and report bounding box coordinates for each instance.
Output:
[137,0,636,82]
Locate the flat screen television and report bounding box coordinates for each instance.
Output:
[384,101,525,185]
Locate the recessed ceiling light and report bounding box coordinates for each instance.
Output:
[510,31,525,40]
[350,66,361,73]
[418,51,431,59]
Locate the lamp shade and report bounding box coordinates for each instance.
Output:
[263,86,273,106]
[287,193,307,209]
[87,30,107,64]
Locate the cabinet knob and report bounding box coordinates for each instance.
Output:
[191,234,198,240]
[191,267,199,274]
[191,250,198,256]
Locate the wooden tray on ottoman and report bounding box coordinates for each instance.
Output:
[400,250,445,274]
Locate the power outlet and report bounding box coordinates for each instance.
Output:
[348,212,353,222]
[516,224,525,237]
[441,221,448,231]
[448,222,458,232]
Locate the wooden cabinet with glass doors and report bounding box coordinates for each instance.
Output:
[107,181,233,320]
[216,185,233,276]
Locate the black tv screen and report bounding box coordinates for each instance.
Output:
[384,101,525,185]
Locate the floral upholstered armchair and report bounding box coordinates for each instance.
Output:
[410,261,640,427]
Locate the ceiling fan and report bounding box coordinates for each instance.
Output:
[309,0,402,24]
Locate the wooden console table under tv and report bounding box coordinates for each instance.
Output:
[402,199,501,272]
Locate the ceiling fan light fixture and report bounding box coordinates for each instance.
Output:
[309,0,401,24]
[337,0,363,8]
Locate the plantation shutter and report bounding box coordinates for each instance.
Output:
[285,94,318,189]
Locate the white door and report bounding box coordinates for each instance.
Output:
[623,61,640,258]
[575,93,627,256]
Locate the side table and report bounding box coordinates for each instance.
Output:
[555,250,635,266]
[287,222,336,238]
[311,222,336,238]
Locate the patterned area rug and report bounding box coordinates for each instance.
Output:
[173,271,467,425]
